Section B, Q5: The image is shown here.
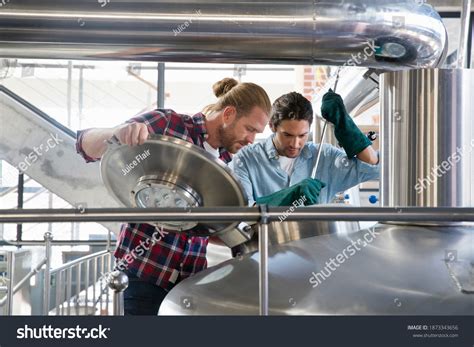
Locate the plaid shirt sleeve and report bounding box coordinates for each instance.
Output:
[75,129,101,163]
[76,109,221,291]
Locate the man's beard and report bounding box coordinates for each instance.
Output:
[218,122,240,154]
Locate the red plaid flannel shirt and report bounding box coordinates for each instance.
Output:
[76,109,232,290]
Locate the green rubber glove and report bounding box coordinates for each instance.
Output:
[255,178,326,206]
[321,89,372,158]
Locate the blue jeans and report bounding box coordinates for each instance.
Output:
[123,272,169,315]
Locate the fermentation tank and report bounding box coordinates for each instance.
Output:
[158,68,474,315]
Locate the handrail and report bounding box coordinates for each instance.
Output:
[51,250,110,275]
[0,207,473,223]
[0,85,76,138]
[0,240,113,246]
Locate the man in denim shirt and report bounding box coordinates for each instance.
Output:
[230,91,380,206]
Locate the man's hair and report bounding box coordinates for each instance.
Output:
[203,77,271,117]
[270,92,313,129]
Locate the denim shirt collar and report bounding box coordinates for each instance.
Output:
[264,134,314,161]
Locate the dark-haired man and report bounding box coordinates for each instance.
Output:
[230,91,380,206]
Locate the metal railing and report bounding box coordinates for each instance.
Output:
[1,206,473,316]
[0,232,116,316]
[50,249,113,316]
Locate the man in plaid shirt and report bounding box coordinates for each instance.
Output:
[76,78,271,315]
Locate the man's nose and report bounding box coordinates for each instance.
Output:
[245,133,255,145]
[291,137,299,147]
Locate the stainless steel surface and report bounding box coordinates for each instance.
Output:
[108,271,129,316]
[159,223,474,315]
[237,219,361,256]
[380,68,474,224]
[0,1,447,69]
[216,223,254,248]
[0,86,120,234]
[43,232,52,315]
[100,134,247,235]
[2,207,474,223]
[429,0,474,12]
[258,222,269,316]
[458,0,472,68]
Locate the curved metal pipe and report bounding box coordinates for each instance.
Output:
[0,1,447,69]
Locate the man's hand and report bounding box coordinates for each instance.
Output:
[112,122,149,146]
[321,88,346,125]
[81,122,150,160]
[321,89,372,158]
[255,178,326,207]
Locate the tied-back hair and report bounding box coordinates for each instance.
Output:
[203,77,271,117]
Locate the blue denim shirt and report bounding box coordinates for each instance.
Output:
[229,134,380,205]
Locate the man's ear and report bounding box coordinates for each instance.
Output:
[222,106,237,125]
[269,122,277,133]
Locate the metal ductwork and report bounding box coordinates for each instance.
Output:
[0,1,447,69]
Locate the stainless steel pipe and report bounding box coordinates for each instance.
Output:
[0,1,447,69]
[258,222,269,316]
[108,271,129,316]
[0,207,473,223]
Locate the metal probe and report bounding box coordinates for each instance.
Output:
[311,67,341,179]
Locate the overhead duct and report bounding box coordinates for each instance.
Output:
[0,1,447,69]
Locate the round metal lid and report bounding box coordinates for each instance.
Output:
[100,134,247,235]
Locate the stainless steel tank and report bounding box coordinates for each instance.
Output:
[159,69,474,315]
[159,223,473,315]
[380,68,474,217]
[232,205,361,256]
